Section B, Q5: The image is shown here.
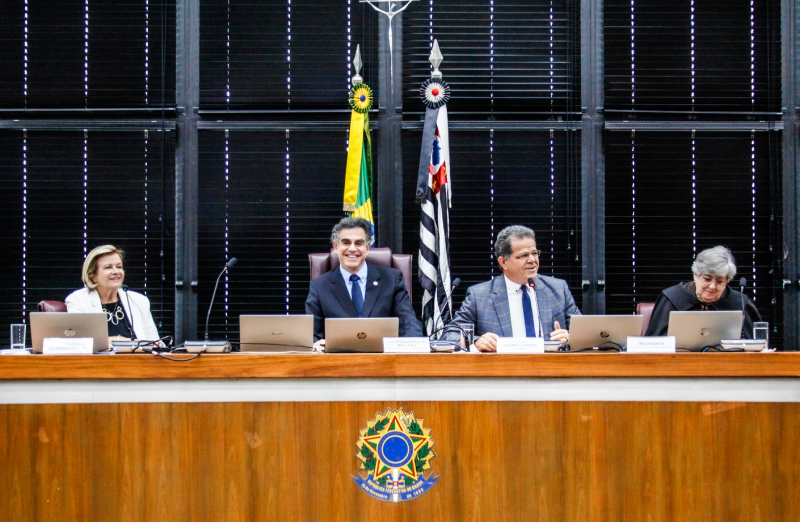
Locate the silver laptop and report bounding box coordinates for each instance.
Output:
[239,315,314,352]
[324,317,399,353]
[667,310,743,351]
[29,312,109,353]
[566,315,644,351]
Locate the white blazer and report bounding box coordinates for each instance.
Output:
[65,287,161,341]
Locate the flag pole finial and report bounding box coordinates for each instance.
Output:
[429,40,443,79]
[352,44,364,85]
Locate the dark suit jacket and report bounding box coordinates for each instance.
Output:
[305,262,423,341]
[443,274,581,342]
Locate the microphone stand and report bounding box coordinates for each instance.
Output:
[185,258,237,353]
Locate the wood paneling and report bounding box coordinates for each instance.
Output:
[1,401,798,522]
[2,352,800,380]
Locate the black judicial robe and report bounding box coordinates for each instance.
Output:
[644,282,762,338]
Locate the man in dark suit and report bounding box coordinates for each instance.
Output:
[443,225,580,352]
[305,217,423,343]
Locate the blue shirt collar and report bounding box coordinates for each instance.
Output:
[340,261,368,283]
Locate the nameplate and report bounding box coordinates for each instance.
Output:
[383,338,430,354]
[626,336,676,354]
[496,337,545,354]
[43,337,94,355]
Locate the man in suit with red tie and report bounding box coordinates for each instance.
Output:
[443,225,580,352]
[305,217,422,345]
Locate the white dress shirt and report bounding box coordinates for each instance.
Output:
[340,262,368,302]
[504,275,541,337]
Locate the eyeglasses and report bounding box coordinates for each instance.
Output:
[697,275,729,287]
[514,250,542,260]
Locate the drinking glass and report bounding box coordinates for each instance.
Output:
[462,323,475,352]
[10,324,26,350]
[753,321,769,348]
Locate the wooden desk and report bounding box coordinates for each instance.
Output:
[1,353,799,521]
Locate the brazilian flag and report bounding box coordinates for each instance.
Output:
[344,83,375,242]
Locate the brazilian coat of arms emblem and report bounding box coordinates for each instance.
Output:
[353,408,439,502]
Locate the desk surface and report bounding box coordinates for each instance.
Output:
[1,351,799,380]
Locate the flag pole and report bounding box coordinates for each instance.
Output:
[416,40,453,337]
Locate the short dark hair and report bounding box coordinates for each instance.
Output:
[331,217,373,245]
[494,225,536,259]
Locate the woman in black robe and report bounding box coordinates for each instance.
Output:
[645,246,762,338]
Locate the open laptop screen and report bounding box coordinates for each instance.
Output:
[324,317,399,353]
[667,310,743,351]
[29,312,109,353]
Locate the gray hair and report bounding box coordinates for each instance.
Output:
[494,225,536,259]
[330,217,373,245]
[691,246,737,280]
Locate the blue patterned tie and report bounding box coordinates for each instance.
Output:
[521,287,537,337]
[350,274,364,317]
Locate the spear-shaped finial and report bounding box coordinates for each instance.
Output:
[352,44,364,85]
[429,39,443,79]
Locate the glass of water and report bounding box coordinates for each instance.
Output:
[462,323,474,352]
[10,324,26,350]
[753,321,769,348]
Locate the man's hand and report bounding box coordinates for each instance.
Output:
[475,332,500,352]
[313,339,326,352]
[549,321,569,345]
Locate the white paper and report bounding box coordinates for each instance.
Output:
[42,337,94,355]
[496,337,545,354]
[626,336,676,354]
[383,338,431,353]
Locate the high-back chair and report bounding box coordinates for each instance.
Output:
[636,302,656,335]
[308,247,413,300]
[37,300,68,313]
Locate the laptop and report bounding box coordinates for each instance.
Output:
[239,314,314,352]
[29,312,109,353]
[565,315,645,351]
[667,310,743,351]
[324,317,399,353]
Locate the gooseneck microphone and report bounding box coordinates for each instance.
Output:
[739,276,747,313]
[738,277,748,338]
[121,284,135,338]
[205,257,238,341]
[429,276,463,345]
[526,277,543,337]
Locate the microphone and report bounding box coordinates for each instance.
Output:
[430,276,463,344]
[526,277,543,337]
[739,277,747,332]
[430,276,461,335]
[121,285,136,338]
[204,257,237,340]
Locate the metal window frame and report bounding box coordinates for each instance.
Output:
[2,0,794,346]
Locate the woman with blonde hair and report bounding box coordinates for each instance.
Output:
[65,245,160,344]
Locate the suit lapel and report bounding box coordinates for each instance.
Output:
[535,277,553,332]
[88,290,104,312]
[361,263,380,317]
[330,270,358,317]
[491,277,513,337]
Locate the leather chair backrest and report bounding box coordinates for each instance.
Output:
[38,300,68,313]
[636,302,655,335]
[309,247,413,300]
